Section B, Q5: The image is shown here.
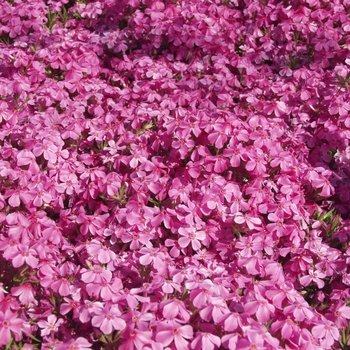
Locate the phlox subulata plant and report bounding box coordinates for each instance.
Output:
[0,0,350,349]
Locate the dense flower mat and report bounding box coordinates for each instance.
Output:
[0,0,350,348]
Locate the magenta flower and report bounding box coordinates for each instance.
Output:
[234,212,262,230]
[11,244,38,268]
[300,269,326,289]
[244,295,275,323]
[56,337,92,350]
[178,226,206,250]
[263,100,288,117]
[245,149,267,174]
[91,304,126,334]
[200,297,229,322]
[156,320,193,350]
[191,331,221,350]
[161,299,191,322]
[119,329,153,350]
[38,315,64,336]
[1,0,350,347]
[312,320,340,348]
[11,283,36,305]
[284,302,315,322]
[0,310,23,346]
[81,265,112,284]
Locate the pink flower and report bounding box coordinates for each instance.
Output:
[312,320,339,348]
[119,329,153,350]
[191,331,221,350]
[244,295,275,323]
[16,150,39,174]
[284,302,315,322]
[245,149,267,174]
[234,212,262,230]
[38,315,64,336]
[178,226,206,250]
[300,269,326,289]
[156,320,193,350]
[0,310,23,346]
[11,244,38,268]
[11,283,36,305]
[161,299,191,322]
[81,265,112,284]
[91,304,126,334]
[264,100,288,117]
[200,297,229,322]
[312,176,334,197]
[56,337,92,350]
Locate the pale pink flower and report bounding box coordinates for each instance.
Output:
[0,310,23,346]
[312,320,339,348]
[56,337,92,350]
[178,227,206,250]
[234,212,262,230]
[91,304,126,334]
[38,315,64,336]
[191,332,221,350]
[300,269,326,289]
[245,295,275,323]
[11,244,38,268]
[156,320,193,350]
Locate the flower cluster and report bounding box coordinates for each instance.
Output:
[0,0,350,349]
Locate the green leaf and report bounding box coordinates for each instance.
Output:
[29,334,42,343]
[319,209,335,224]
[5,337,13,350]
[329,214,341,236]
[75,11,83,20]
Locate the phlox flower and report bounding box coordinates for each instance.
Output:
[312,176,335,197]
[39,264,72,296]
[263,100,288,117]
[284,302,315,322]
[38,315,64,336]
[200,297,229,322]
[124,309,153,331]
[11,283,36,305]
[236,332,266,350]
[161,299,191,322]
[245,149,267,174]
[0,310,23,346]
[85,240,116,264]
[86,279,121,300]
[312,320,339,349]
[139,247,166,271]
[191,331,221,350]
[234,212,261,230]
[119,328,153,350]
[223,141,248,168]
[11,244,38,268]
[60,296,81,318]
[16,149,40,174]
[5,188,33,207]
[327,302,350,328]
[81,265,112,284]
[156,320,193,350]
[31,187,52,207]
[222,333,240,349]
[55,337,92,350]
[244,295,275,323]
[91,304,126,334]
[178,227,206,250]
[56,173,80,195]
[300,269,326,289]
[266,212,289,237]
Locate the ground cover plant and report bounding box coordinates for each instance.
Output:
[0,0,350,348]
